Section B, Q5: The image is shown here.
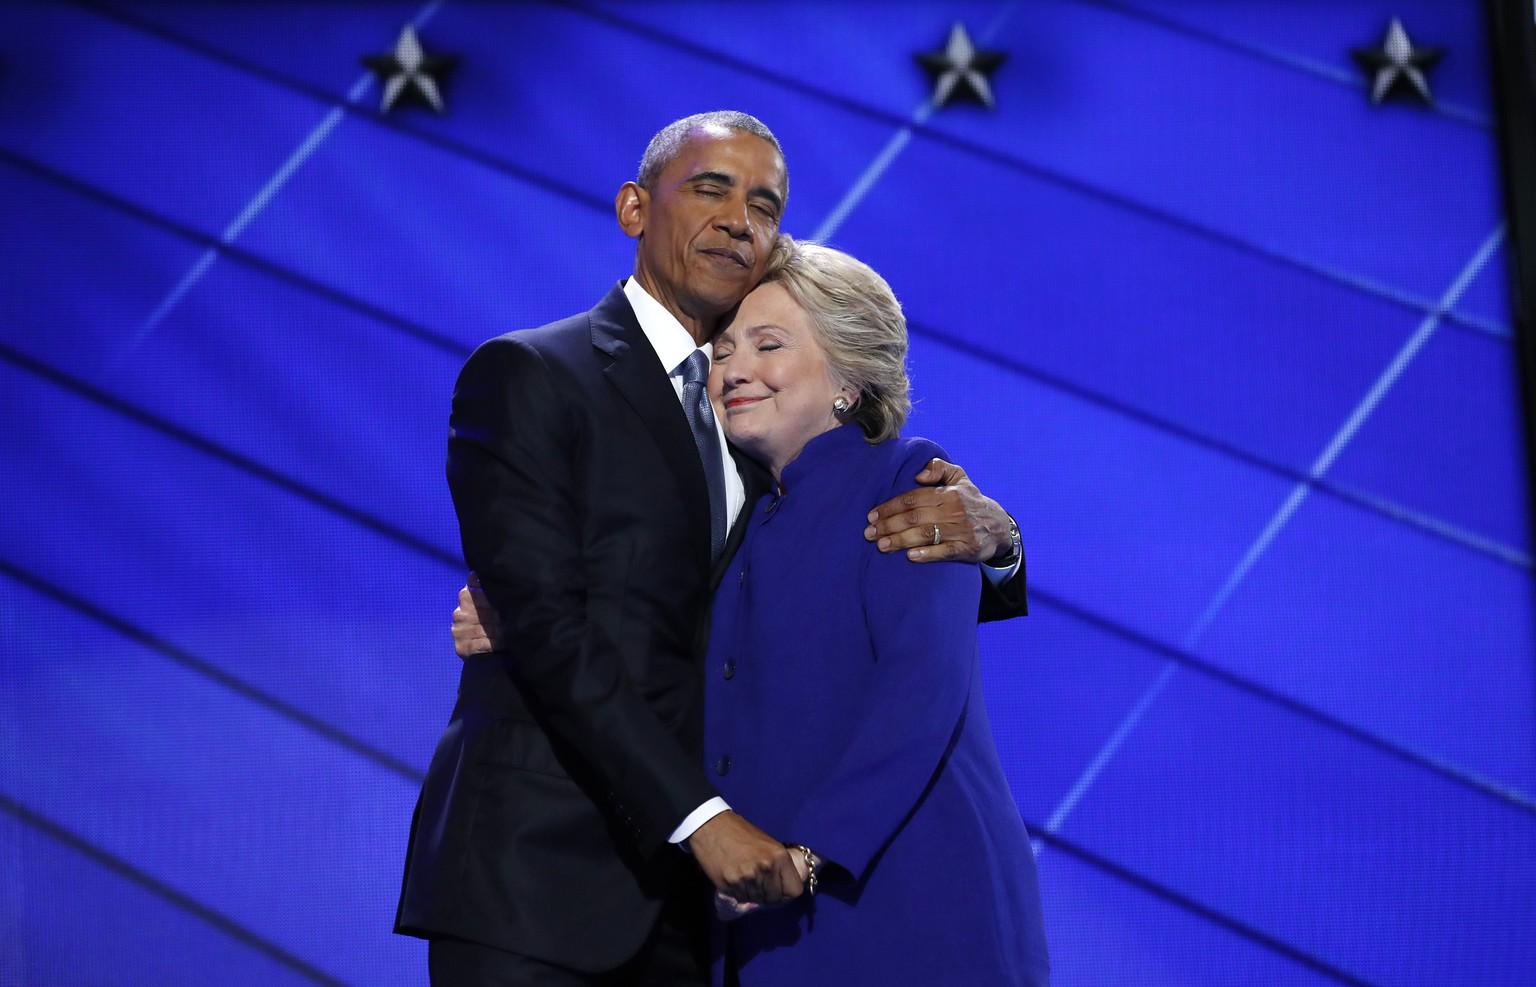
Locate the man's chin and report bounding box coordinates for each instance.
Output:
[697,263,761,294]
[698,287,756,323]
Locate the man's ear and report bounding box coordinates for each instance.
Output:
[616,182,647,238]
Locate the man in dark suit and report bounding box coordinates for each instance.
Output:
[396,111,1025,986]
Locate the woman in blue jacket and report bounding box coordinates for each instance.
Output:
[704,240,1049,986]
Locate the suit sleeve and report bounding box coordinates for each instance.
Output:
[785,441,982,882]
[979,551,1028,622]
[448,336,717,854]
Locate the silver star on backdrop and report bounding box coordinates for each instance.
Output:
[916,23,1006,109]
[362,26,457,113]
[1351,18,1442,105]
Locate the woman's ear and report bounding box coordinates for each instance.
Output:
[615,182,647,238]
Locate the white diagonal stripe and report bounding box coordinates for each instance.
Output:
[1184,223,1506,649]
[119,0,446,363]
[1040,222,1509,848]
[812,2,1017,243]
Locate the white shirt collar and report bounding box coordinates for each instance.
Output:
[624,277,710,375]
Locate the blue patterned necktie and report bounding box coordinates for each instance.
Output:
[679,349,727,560]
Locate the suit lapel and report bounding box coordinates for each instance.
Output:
[590,284,712,564]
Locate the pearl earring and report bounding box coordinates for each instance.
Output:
[832,396,851,414]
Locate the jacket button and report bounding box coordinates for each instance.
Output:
[723,660,736,680]
[714,755,731,776]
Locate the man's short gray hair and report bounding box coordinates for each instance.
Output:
[761,237,911,444]
[636,111,787,198]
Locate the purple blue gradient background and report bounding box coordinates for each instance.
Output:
[1,2,1533,984]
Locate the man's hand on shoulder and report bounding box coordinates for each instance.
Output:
[864,458,1016,565]
[452,572,503,658]
[687,811,804,905]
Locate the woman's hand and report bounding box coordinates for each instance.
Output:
[712,845,818,921]
[714,891,761,921]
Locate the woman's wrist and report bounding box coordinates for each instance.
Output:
[787,843,820,896]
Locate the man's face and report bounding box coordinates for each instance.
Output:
[624,127,786,323]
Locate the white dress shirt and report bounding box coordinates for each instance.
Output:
[623,278,738,845]
[624,278,746,536]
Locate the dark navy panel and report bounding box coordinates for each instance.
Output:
[0,160,210,363]
[0,575,429,986]
[979,602,1170,824]
[129,256,463,555]
[92,0,907,248]
[0,362,460,770]
[0,3,344,234]
[575,0,1011,119]
[0,812,324,987]
[0,159,463,554]
[90,0,429,97]
[903,334,1298,651]
[1328,326,1532,554]
[366,0,904,240]
[233,118,634,345]
[1037,847,1349,987]
[580,0,1507,334]
[1197,490,1536,796]
[837,133,1427,476]
[927,0,1506,308]
[1108,0,1497,118]
[1064,669,1536,986]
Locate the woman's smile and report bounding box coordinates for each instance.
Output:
[709,282,846,480]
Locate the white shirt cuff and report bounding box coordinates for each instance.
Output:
[669,797,732,846]
[982,551,1021,587]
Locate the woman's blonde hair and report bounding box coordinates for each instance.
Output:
[760,236,910,442]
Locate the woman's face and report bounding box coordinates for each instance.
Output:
[710,282,851,477]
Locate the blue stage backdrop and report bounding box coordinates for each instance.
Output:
[2,2,1533,985]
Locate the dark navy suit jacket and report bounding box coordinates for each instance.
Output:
[705,425,1049,986]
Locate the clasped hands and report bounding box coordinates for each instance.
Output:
[687,810,816,923]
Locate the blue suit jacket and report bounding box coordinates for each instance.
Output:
[704,425,1050,986]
